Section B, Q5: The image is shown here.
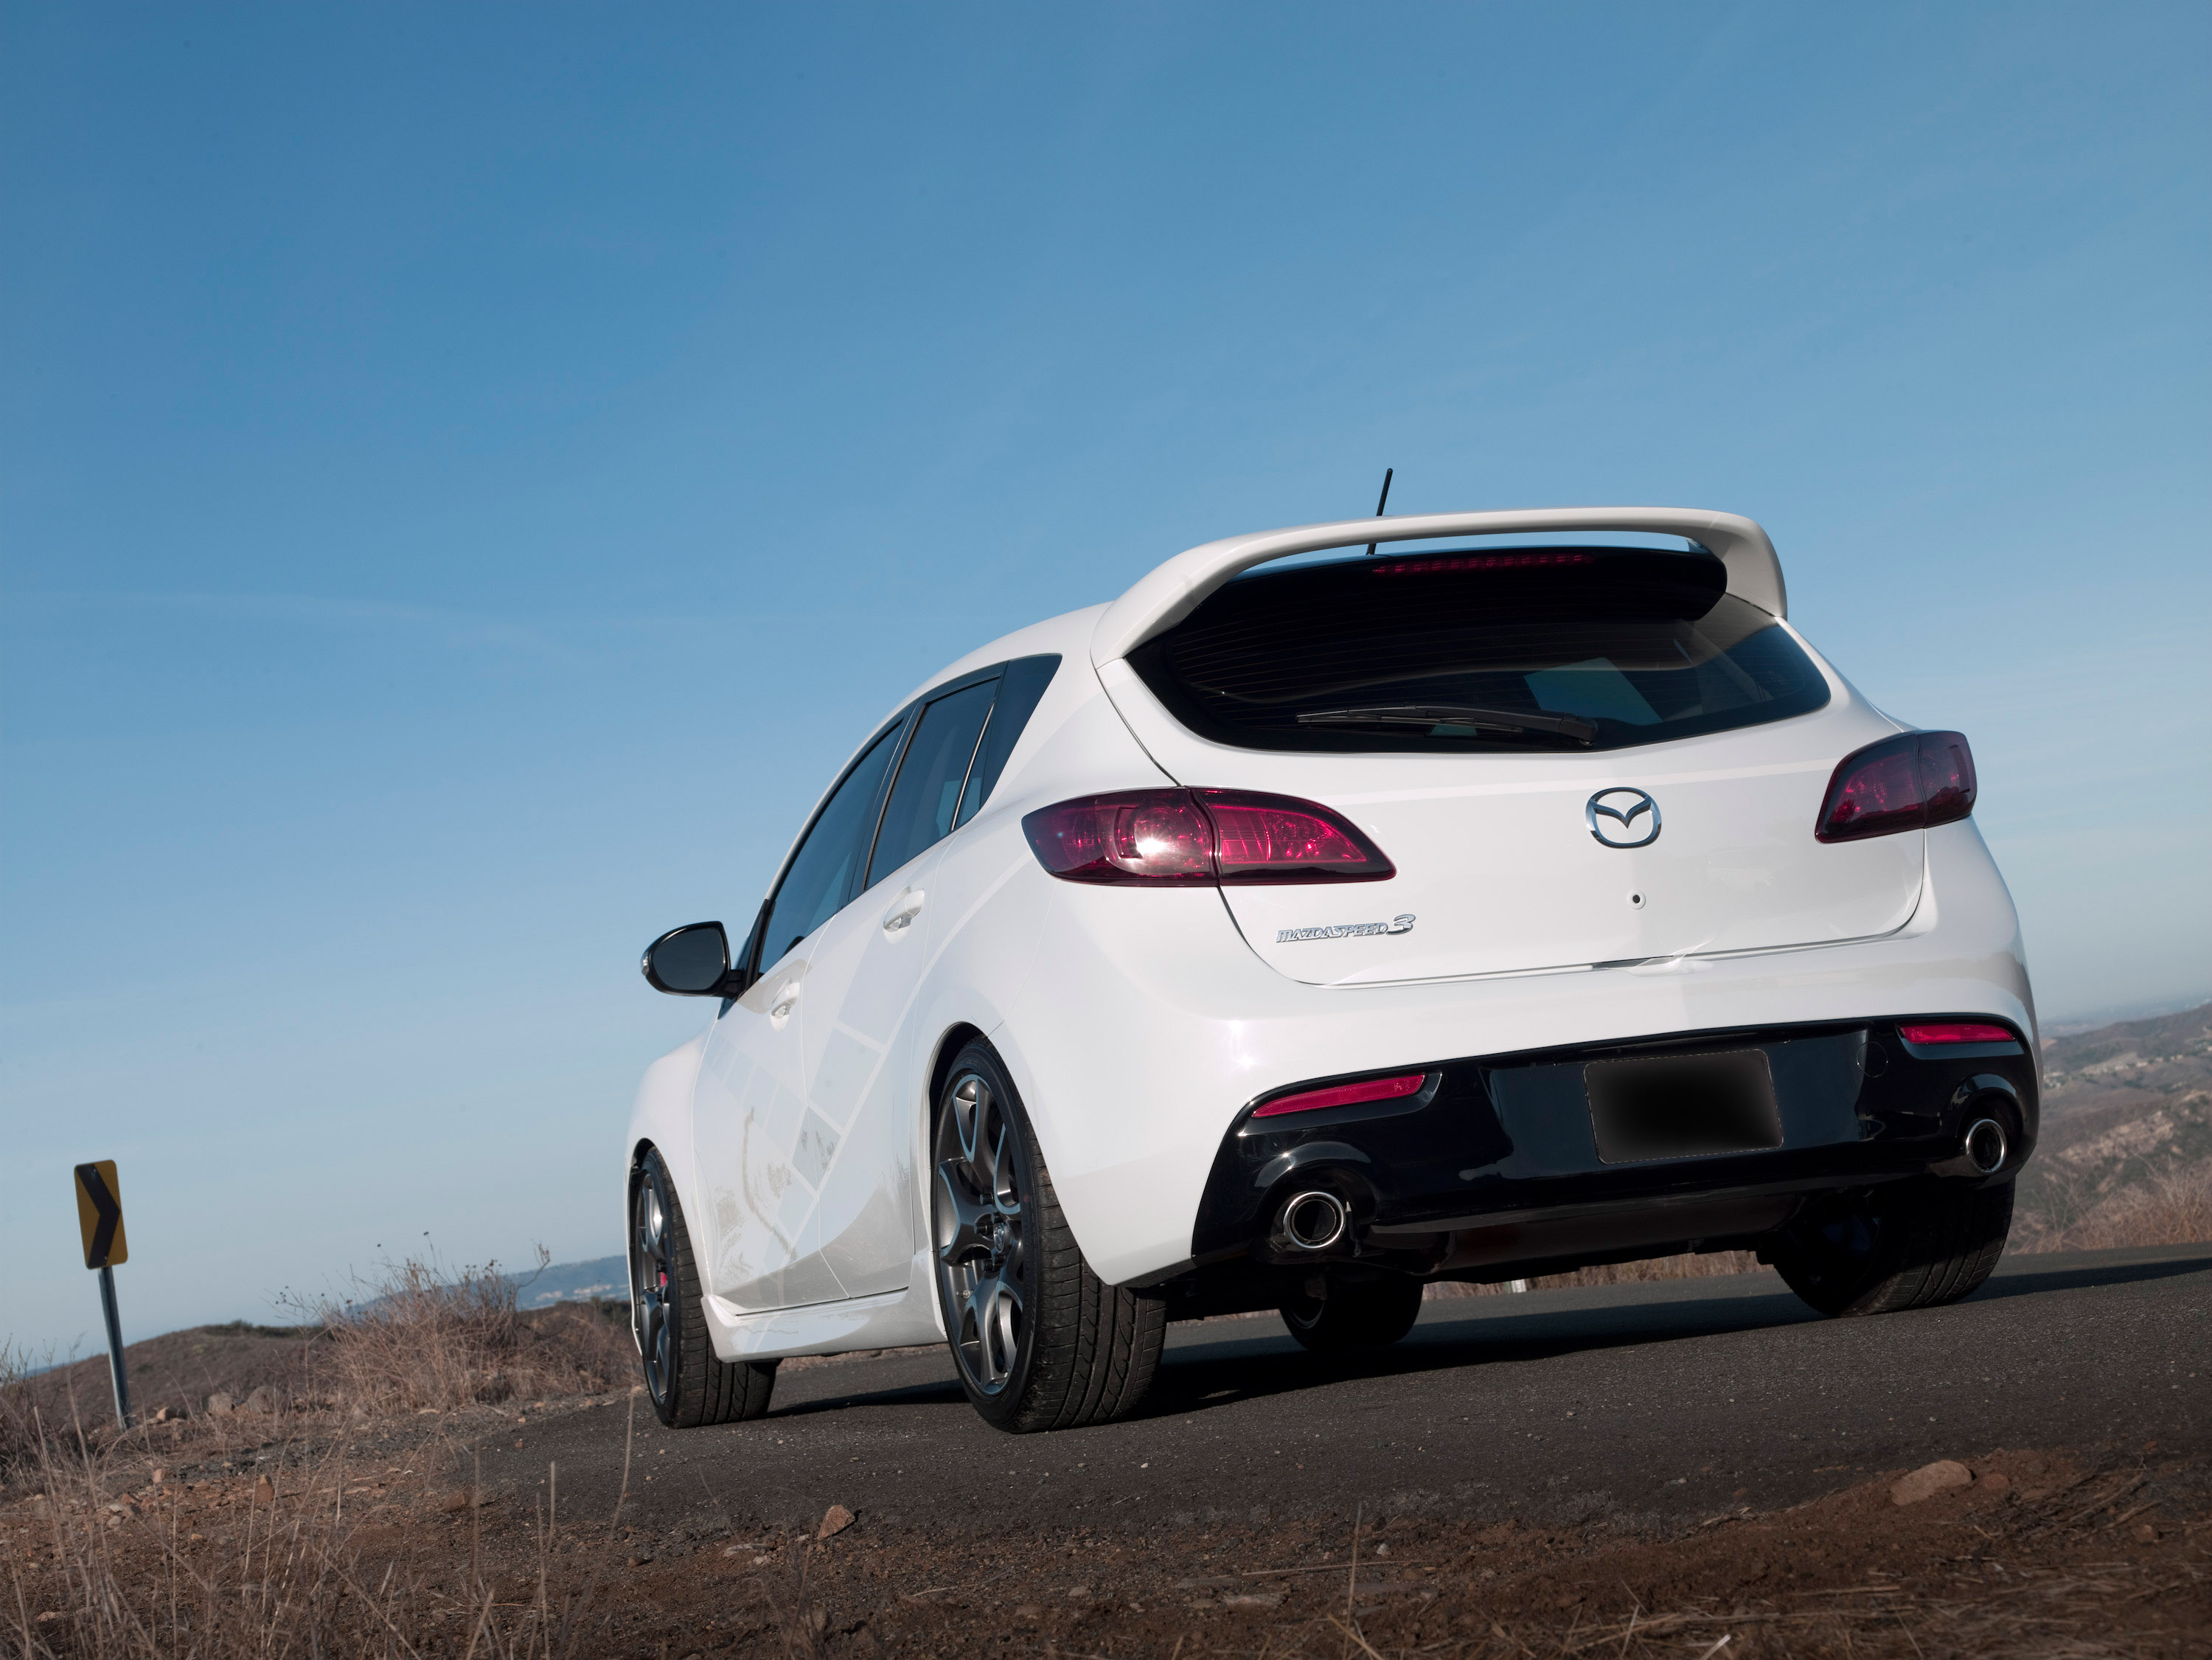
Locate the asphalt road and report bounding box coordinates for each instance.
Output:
[483,1244,2211,1535]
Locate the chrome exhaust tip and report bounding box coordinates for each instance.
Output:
[1963,1117,2008,1175]
[1279,1190,1350,1251]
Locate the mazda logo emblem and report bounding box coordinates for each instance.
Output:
[1586,787,1660,849]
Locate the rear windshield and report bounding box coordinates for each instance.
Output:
[1129,546,1829,754]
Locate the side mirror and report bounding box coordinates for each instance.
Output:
[641,921,731,996]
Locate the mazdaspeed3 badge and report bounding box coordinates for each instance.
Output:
[1276,914,1416,943]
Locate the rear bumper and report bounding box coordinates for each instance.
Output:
[1180,1015,2037,1290]
[992,816,2034,1288]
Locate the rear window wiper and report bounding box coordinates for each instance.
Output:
[1295,704,1597,744]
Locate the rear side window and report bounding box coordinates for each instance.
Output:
[759,719,908,969]
[868,678,998,886]
[956,654,1058,826]
[1129,549,1827,754]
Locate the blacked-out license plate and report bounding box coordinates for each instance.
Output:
[1583,1049,1783,1165]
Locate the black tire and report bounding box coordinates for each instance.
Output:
[1279,1272,1425,1353]
[1769,1178,2014,1319]
[630,1146,777,1428]
[931,1041,1166,1433]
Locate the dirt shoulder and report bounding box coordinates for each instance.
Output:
[4,1418,2205,1658]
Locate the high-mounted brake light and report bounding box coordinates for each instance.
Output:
[1371,551,1594,576]
[1251,1072,1430,1119]
[1022,789,1394,886]
[1898,1022,2015,1046]
[1815,730,1977,843]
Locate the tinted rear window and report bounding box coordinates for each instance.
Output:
[1129,546,1829,754]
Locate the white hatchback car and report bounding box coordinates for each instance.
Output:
[627,507,2037,1434]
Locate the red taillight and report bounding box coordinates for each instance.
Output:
[1197,791,1388,883]
[1251,1072,1429,1119]
[1018,791,1216,884]
[1898,1022,2014,1045]
[1815,730,1977,843]
[1022,789,1394,886]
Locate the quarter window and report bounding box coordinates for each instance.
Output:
[955,655,1059,827]
[867,679,998,887]
[753,653,1062,971]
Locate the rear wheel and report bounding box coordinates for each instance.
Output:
[1279,1271,1425,1353]
[630,1147,777,1427]
[1769,1178,2013,1318]
[932,1041,1165,1432]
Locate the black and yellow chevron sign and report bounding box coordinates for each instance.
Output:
[74,1161,127,1269]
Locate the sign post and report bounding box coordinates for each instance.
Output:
[72,1161,131,1429]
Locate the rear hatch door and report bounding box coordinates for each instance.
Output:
[1102,546,1922,986]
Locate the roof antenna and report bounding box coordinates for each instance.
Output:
[1364,467,1394,556]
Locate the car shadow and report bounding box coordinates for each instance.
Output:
[1970,1251,2212,1302]
[755,1249,2212,1426]
[768,1373,967,1420]
[1133,1249,2212,1422]
[1133,1293,1816,1420]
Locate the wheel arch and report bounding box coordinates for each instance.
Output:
[925,1021,990,1131]
[624,1030,709,1299]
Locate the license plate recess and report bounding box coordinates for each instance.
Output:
[1583,1049,1783,1165]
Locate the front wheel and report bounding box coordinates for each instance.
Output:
[1279,1272,1425,1353]
[1768,1178,2013,1318]
[931,1041,1165,1432]
[630,1147,776,1427]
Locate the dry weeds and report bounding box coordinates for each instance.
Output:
[3,1428,2203,1659]
[275,1249,632,1417]
[1,1386,653,1659]
[2021,1161,2212,1254]
[1426,1250,1764,1299]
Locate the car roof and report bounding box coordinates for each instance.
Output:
[890,603,1107,714]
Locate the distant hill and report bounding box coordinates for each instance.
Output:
[2017,1001,2212,1248]
[513,1254,627,1309]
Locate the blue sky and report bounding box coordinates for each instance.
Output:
[4,4,2207,1355]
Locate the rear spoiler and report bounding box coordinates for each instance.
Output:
[1090,506,1785,665]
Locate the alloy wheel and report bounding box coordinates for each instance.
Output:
[934,1072,1028,1395]
[632,1160,678,1410]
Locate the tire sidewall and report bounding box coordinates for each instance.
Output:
[1774,1178,2012,1317]
[631,1149,685,1428]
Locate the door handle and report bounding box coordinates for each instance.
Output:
[880,889,926,935]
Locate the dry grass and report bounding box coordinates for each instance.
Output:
[2019,1160,2212,1254]
[279,1249,632,1417]
[0,1344,56,1486]
[1,1254,634,1498]
[7,1431,2202,1659]
[0,1252,648,1657]
[1425,1249,1763,1299]
[1,1392,650,1659]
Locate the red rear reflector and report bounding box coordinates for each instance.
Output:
[1898,1022,2014,1045]
[1251,1072,1428,1119]
[1023,789,1393,885]
[1815,730,1978,843]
